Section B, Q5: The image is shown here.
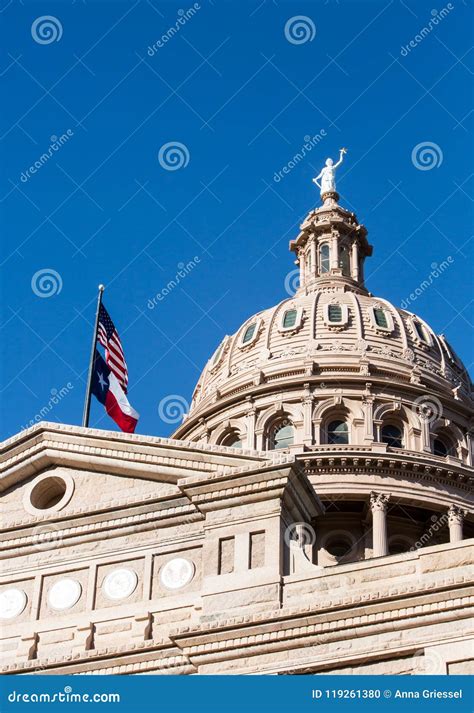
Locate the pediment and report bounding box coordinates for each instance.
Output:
[2,465,180,531]
[0,422,274,495]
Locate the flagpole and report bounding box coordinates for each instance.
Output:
[82,284,105,428]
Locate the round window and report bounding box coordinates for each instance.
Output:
[30,478,66,510]
[325,537,353,558]
[23,472,74,515]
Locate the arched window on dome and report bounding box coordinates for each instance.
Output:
[239,318,262,348]
[374,308,388,329]
[283,309,297,328]
[268,421,294,450]
[319,244,330,274]
[409,317,433,346]
[339,246,350,276]
[439,335,464,369]
[325,420,349,445]
[220,431,243,449]
[381,423,404,449]
[370,306,394,334]
[388,537,412,555]
[413,319,430,344]
[328,304,342,322]
[433,435,455,457]
[243,323,256,343]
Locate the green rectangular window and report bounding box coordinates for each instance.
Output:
[328,304,342,323]
[414,321,428,342]
[283,309,297,328]
[374,308,388,329]
[243,323,256,343]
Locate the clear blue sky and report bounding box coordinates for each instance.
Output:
[1,0,472,440]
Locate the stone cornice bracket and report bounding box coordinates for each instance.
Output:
[177,462,324,519]
[447,504,466,526]
[369,491,390,512]
[16,632,38,662]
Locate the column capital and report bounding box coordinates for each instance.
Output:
[447,504,466,526]
[370,491,390,513]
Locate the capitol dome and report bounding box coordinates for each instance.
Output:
[174,192,472,457]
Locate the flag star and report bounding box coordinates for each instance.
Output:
[97,371,107,390]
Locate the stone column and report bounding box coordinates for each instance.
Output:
[370,492,390,557]
[299,249,306,287]
[330,231,339,270]
[362,393,374,443]
[302,385,314,446]
[447,505,465,543]
[245,401,256,450]
[310,236,317,279]
[351,242,359,281]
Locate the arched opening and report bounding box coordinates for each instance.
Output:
[220,431,243,449]
[381,423,404,449]
[388,538,412,555]
[325,535,354,559]
[319,243,330,274]
[339,245,350,276]
[433,434,455,457]
[268,421,294,450]
[325,420,349,445]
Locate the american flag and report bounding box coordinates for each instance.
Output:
[97,303,128,393]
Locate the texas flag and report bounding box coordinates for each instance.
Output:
[91,350,139,433]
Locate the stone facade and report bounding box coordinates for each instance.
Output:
[1,191,473,675]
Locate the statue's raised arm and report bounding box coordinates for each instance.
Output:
[333,147,347,169]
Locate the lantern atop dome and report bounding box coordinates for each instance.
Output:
[290,153,372,294]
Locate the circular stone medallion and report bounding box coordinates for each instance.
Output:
[103,568,138,600]
[48,578,82,611]
[160,558,195,590]
[0,588,27,619]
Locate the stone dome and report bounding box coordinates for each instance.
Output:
[173,192,472,467]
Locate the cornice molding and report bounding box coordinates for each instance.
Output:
[0,422,280,492]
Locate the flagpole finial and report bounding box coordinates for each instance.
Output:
[98,284,105,292]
